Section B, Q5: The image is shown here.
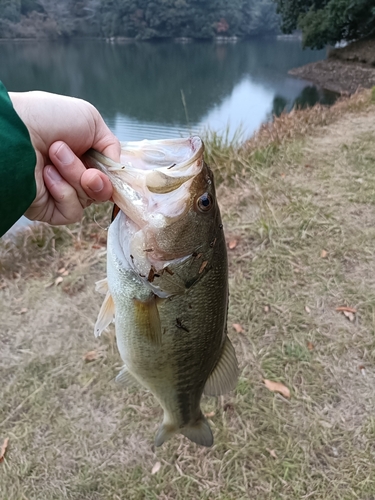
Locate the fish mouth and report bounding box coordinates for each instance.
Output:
[84,136,204,226]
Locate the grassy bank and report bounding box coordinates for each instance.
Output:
[1,89,375,499]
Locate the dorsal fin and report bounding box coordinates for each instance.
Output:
[204,336,239,396]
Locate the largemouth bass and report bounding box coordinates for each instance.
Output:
[85,136,238,447]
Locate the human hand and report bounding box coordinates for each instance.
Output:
[9,91,120,225]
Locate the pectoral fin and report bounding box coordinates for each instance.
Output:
[133,294,163,345]
[204,336,239,396]
[94,290,115,337]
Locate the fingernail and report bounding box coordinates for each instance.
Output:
[87,175,104,193]
[46,165,63,182]
[55,143,75,165]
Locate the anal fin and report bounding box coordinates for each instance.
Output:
[115,366,141,389]
[94,290,115,337]
[204,336,239,396]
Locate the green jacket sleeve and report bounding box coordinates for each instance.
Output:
[0,81,37,237]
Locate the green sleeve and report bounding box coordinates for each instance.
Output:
[0,81,37,237]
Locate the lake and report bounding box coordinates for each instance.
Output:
[0,38,334,142]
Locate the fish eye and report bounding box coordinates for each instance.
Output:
[197,193,213,212]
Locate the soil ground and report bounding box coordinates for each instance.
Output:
[1,90,375,499]
[289,38,375,94]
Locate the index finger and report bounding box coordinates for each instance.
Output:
[92,113,121,163]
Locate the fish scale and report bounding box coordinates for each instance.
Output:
[85,137,239,447]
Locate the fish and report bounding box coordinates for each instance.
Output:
[84,136,239,447]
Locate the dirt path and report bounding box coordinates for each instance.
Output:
[1,92,375,499]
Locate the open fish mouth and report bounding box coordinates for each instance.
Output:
[84,136,204,227]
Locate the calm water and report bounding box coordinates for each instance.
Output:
[0,38,334,142]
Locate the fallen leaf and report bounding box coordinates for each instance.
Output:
[305,164,313,168]
[18,308,28,315]
[55,276,64,286]
[264,305,270,313]
[151,462,161,474]
[307,341,315,351]
[263,379,291,399]
[321,249,328,258]
[0,437,9,462]
[205,411,215,418]
[267,448,277,459]
[228,239,238,250]
[84,351,98,362]
[305,305,311,314]
[232,323,245,334]
[62,270,70,277]
[335,306,357,313]
[343,310,355,322]
[58,267,66,274]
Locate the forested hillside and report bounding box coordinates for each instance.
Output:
[274,0,375,49]
[0,0,279,39]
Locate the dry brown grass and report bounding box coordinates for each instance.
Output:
[1,89,375,499]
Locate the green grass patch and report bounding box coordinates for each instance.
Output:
[1,91,375,498]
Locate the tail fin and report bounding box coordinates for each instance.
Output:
[181,414,213,447]
[154,414,213,448]
[154,424,177,447]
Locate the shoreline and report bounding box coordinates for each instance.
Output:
[289,59,375,94]
[0,34,267,44]
[289,38,375,95]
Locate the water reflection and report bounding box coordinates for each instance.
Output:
[0,38,333,140]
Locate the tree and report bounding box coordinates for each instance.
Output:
[273,0,375,49]
[0,0,280,39]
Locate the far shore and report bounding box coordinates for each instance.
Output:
[0,34,256,44]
